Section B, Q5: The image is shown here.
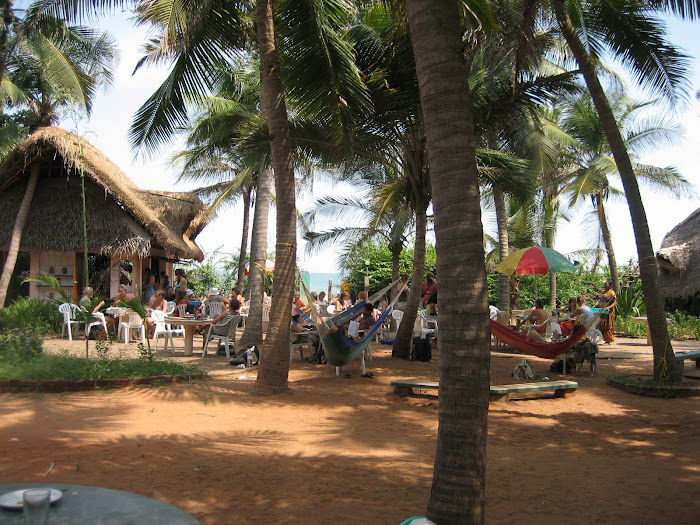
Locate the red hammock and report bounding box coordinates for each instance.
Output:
[489,320,588,359]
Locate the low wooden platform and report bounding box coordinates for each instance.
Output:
[391,379,579,401]
[488,380,578,402]
[675,350,700,371]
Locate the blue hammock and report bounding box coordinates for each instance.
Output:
[318,305,394,366]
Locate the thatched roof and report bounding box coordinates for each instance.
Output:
[656,207,700,298]
[0,127,209,261]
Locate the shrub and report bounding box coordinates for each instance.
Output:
[0,297,62,334]
[0,328,44,364]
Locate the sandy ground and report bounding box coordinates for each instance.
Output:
[1,333,699,524]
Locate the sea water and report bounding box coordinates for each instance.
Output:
[307,272,344,296]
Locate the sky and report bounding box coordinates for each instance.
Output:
[57,8,700,274]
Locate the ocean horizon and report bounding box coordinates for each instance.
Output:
[307,272,344,295]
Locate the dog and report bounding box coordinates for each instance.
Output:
[512,359,535,380]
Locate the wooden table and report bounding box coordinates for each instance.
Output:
[165,316,213,356]
[0,483,200,524]
[630,316,671,346]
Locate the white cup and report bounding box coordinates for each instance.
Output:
[22,489,51,525]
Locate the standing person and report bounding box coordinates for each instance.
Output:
[598,281,618,344]
[420,273,438,308]
[160,271,170,290]
[395,273,409,312]
[174,269,188,291]
[317,291,328,316]
[143,268,156,304]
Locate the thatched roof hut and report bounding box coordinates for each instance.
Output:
[656,207,700,302]
[0,127,209,261]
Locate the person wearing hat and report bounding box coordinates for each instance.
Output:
[206,287,222,303]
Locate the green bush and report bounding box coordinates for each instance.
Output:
[0,328,44,364]
[616,288,645,318]
[0,352,205,381]
[0,297,62,334]
[615,311,700,341]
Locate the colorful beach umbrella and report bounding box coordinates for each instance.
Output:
[244,259,275,275]
[494,246,576,275]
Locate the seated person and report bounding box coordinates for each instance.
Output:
[527,323,584,343]
[112,284,135,306]
[206,287,223,303]
[291,312,319,351]
[521,299,550,335]
[356,303,376,337]
[204,299,241,351]
[79,286,104,313]
[174,291,197,316]
[356,290,368,304]
[376,293,389,312]
[559,297,578,336]
[293,291,312,314]
[146,289,169,335]
[164,285,176,302]
[334,291,350,312]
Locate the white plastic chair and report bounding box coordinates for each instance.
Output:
[59,303,81,340]
[290,332,313,363]
[203,301,224,318]
[118,310,145,344]
[151,310,175,352]
[414,310,437,339]
[239,300,250,327]
[84,311,108,338]
[203,314,240,358]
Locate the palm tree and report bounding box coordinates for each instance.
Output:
[404,1,492,521]
[560,91,692,294]
[547,0,697,383]
[0,13,117,307]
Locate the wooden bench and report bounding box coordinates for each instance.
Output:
[392,379,439,396]
[675,350,700,371]
[489,380,578,402]
[391,379,578,401]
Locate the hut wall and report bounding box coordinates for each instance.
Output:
[32,251,75,300]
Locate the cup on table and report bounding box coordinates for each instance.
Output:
[22,489,51,525]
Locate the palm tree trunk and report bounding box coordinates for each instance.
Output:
[254,0,296,395]
[239,170,272,349]
[596,195,620,294]
[0,162,39,308]
[392,210,426,359]
[390,240,401,296]
[236,186,251,289]
[553,0,681,384]
[0,0,13,82]
[406,1,491,522]
[493,187,510,314]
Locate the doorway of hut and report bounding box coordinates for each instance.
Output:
[73,253,111,300]
[0,250,30,304]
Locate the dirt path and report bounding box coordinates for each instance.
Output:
[1,335,698,524]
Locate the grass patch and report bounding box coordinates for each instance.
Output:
[0,354,205,381]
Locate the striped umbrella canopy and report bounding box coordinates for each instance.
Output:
[494,247,576,275]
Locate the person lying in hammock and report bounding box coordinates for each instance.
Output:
[325,303,375,344]
[526,322,585,343]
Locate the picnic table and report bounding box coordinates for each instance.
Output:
[0,483,200,524]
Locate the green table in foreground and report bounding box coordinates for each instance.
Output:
[0,483,200,524]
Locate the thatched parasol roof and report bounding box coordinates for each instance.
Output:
[0,127,209,261]
[656,207,700,298]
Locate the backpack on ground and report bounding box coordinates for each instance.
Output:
[229,344,259,367]
[411,337,431,362]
